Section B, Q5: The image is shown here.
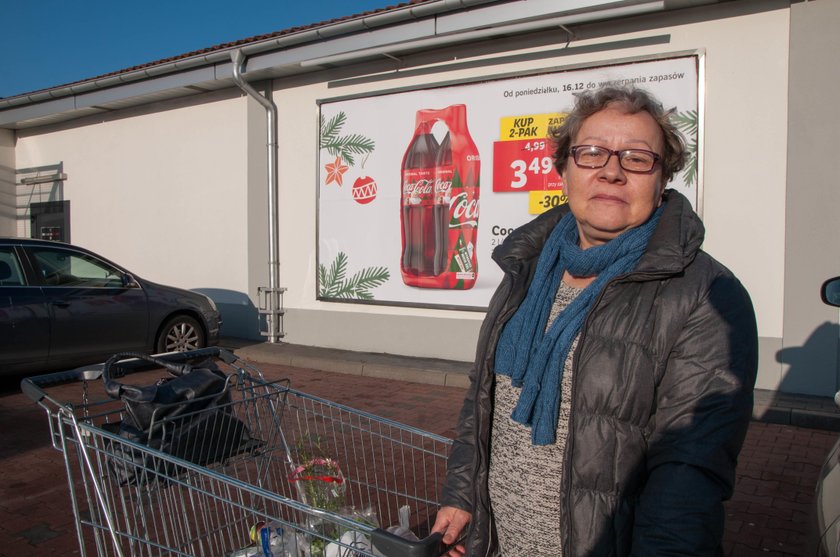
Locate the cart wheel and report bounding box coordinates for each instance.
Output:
[156,315,205,353]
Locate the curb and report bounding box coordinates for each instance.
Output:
[225,339,472,390]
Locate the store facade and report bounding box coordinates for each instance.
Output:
[1,0,838,396]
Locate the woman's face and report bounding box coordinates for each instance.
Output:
[561,105,665,249]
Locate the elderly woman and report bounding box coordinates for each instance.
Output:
[432,87,758,556]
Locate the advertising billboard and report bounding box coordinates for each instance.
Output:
[317,54,700,309]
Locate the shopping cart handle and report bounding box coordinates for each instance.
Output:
[20,365,103,403]
[19,347,230,403]
[150,346,227,362]
[371,530,444,557]
[20,377,46,403]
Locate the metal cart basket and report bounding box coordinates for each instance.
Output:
[22,347,453,557]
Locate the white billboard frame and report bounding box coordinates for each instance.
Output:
[315,50,705,311]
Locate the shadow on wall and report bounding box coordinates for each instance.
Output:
[194,288,262,341]
[775,321,839,398]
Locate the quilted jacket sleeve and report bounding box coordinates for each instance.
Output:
[440,272,518,512]
[631,272,758,556]
[440,374,479,511]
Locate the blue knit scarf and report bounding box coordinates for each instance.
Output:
[494,204,664,445]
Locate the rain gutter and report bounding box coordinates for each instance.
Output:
[230,49,282,343]
[0,0,495,110]
[300,1,666,68]
[0,0,715,110]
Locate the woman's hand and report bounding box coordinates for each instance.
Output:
[432,506,471,557]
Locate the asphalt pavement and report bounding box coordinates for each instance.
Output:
[0,340,837,556]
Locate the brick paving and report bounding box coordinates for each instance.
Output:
[0,359,836,556]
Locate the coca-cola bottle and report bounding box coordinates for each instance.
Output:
[400,104,480,289]
[433,131,452,276]
[401,121,439,277]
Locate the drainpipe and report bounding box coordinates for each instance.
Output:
[231,49,282,343]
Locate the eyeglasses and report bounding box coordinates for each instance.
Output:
[569,145,661,173]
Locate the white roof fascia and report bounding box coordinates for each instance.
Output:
[436,0,641,33]
[76,67,218,109]
[242,19,436,74]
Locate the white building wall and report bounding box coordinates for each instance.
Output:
[15,94,251,304]
[781,0,840,396]
[9,3,806,392]
[0,129,14,236]
[274,4,790,377]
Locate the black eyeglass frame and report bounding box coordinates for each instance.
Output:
[569,144,662,173]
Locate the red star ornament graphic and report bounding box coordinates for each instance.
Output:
[324,156,349,186]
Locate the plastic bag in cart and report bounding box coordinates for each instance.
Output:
[324,505,421,557]
[229,522,309,556]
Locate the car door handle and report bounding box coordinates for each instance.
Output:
[51,300,71,308]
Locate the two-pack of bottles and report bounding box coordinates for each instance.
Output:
[400,104,480,290]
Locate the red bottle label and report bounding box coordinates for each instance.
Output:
[402,168,436,204]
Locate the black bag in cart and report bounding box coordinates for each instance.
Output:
[102,352,262,486]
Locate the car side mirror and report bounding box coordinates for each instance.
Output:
[121,273,138,288]
[823,278,840,410]
[820,276,840,307]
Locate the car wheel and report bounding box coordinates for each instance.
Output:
[156,315,205,353]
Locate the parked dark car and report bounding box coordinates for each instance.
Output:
[815,276,840,556]
[0,237,221,374]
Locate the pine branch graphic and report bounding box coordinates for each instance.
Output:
[320,113,346,146]
[681,137,698,186]
[322,252,348,298]
[672,110,698,137]
[334,267,391,299]
[318,252,389,300]
[672,110,698,187]
[324,135,376,166]
[317,263,327,292]
[319,111,375,166]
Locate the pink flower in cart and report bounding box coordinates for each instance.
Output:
[290,457,344,485]
[290,455,346,512]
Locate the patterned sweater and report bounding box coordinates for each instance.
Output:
[488,280,582,556]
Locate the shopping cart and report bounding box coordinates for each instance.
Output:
[22,347,454,557]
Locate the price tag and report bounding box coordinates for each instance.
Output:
[528,190,568,215]
[499,113,566,141]
[492,139,564,193]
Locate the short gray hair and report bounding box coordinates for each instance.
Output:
[550,87,687,185]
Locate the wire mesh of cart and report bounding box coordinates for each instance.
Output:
[21,347,454,557]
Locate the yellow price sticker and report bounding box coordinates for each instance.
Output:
[500,113,566,141]
[528,190,568,215]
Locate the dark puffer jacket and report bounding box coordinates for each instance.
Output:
[441,190,758,556]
